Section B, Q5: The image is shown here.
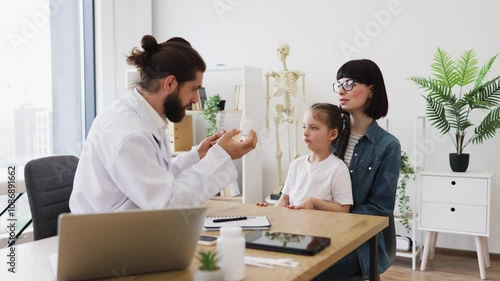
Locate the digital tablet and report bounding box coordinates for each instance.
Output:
[245,231,331,256]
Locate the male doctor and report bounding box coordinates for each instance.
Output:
[70,35,257,213]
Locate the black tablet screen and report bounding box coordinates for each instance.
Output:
[245,231,331,256]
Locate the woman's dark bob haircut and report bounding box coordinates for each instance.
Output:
[336,59,388,119]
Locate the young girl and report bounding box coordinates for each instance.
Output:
[258,103,353,212]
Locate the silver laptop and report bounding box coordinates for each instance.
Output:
[52,206,206,281]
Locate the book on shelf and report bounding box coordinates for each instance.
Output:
[199,87,207,109]
[233,85,244,111]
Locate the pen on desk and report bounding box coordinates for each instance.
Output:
[213,217,247,223]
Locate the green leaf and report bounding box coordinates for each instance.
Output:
[397,151,415,232]
[447,104,472,131]
[197,250,219,271]
[202,95,222,136]
[467,76,500,108]
[409,76,453,101]
[431,47,457,87]
[475,54,499,89]
[454,96,469,111]
[455,49,479,87]
[425,95,451,134]
[471,106,500,144]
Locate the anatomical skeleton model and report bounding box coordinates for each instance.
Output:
[265,43,305,196]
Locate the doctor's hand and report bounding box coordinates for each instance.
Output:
[197,130,225,159]
[218,129,258,160]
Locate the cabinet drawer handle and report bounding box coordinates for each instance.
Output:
[451,181,456,185]
[451,207,456,212]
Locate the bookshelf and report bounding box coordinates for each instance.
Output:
[124,66,265,203]
[192,66,265,203]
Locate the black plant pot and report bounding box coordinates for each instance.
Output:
[449,153,469,172]
[218,100,226,111]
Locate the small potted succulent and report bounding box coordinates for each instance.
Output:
[194,249,223,281]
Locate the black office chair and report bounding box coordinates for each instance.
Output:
[24,155,79,240]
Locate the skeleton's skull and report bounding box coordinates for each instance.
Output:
[277,43,290,61]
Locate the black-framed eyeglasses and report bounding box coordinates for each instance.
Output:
[333,79,357,93]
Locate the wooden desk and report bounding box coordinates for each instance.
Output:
[0,200,388,281]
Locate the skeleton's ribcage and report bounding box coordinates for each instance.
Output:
[272,72,298,97]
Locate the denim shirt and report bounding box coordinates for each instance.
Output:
[334,120,401,278]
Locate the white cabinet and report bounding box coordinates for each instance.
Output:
[194,66,264,204]
[418,171,493,279]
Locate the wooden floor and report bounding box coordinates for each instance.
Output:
[382,249,500,280]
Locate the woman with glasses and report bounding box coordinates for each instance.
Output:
[314,59,401,280]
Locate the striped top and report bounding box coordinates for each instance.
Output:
[344,134,363,168]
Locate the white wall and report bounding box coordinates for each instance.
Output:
[95,0,152,112]
[103,0,500,253]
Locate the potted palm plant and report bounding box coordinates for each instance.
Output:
[194,249,223,281]
[410,48,500,172]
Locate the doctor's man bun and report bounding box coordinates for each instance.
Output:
[126,35,157,70]
[126,35,206,93]
[141,35,159,52]
[166,37,191,47]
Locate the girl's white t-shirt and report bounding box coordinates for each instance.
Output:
[282,154,353,206]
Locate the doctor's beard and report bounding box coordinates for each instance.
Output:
[164,88,187,123]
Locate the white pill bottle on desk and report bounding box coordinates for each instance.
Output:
[217,226,245,281]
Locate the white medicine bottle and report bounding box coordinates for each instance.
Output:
[239,116,253,141]
[217,226,245,281]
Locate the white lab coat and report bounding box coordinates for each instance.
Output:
[69,89,237,213]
